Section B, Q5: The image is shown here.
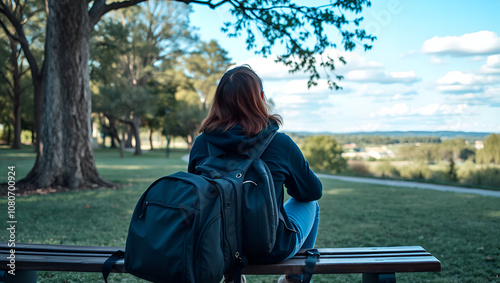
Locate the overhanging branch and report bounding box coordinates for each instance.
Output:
[89,0,148,28]
[176,0,233,9]
[0,1,40,77]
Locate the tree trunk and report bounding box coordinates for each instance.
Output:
[120,116,142,155]
[32,74,44,157]
[9,38,22,149]
[23,0,113,190]
[23,78,45,180]
[131,116,142,155]
[108,117,120,149]
[125,127,133,148]
[6,124,11,145]
[149,126,154,150]
[11,94,21,149]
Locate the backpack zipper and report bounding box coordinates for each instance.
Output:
[139,201,192,221]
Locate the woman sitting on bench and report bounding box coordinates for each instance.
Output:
[188,65,323,283]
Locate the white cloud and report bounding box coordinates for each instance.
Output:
[430,56,448,65]
[357,123,383,132]
[272,94,308,107]
[437,122,471,131]
[377,103,410,117]
[422,30,500,56]
[481,55,500,74]
[437,71,483,85]
[239,49,419,86]
[340,122,386,133]
[345,70,420,84]
[391,90,417,101]
[439,104,468,115]
[238,56,307,81]
[372,103,470,118]
[443,87,500,107]
[330,50,383,71]
[437,84,482,93]
[312,106,339,121]
[279,79,331,95]
[436,70,500,93]
[415,104,440,116]
[398,50,416,58]
[392,94,403,100]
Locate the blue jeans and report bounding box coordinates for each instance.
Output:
[284,198,320,260]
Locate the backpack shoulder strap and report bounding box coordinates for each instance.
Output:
[248,130,277,159]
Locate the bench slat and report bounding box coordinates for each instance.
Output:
[0,243,441,275]
[0,243,121,254]
[244,256,441,274]
[2,254,441,274]
[0,251,432,259]
[0,243,428,256]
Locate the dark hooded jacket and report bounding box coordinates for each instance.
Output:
[188,121,322,262]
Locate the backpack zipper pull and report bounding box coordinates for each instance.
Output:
[139,202,149,219]
[235,252,248,267]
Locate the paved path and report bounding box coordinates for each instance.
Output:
[182,154,499,197]
[316,174,500,198]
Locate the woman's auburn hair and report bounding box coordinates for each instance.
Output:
[199,65,282,136]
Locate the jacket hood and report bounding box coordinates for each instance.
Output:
[202,120,279,155]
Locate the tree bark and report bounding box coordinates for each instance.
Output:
[30,0,113,190]
[125,127,133,148]
[149,126,154,150]
[8,37,22,149]
[6,124,11,145]
[120,116,142,155]
[23,78,44,181]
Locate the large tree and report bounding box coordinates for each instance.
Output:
[0,0,45,150]
[91,0,195,155]
[2,0,374,192]
[184,40,232,110]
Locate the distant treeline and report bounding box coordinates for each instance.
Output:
[287,133,443,145]
[331,135,442,145]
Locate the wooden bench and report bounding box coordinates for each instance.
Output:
[0,243,440,283]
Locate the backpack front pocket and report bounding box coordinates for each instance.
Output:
[126,200,195,282]
[195,214,225,281]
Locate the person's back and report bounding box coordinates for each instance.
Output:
[188,65,322,283]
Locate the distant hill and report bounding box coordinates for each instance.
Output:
[287,131,493,139]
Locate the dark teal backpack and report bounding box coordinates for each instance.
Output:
[105,131,279,283]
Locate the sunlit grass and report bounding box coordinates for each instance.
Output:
[0,146,499,282]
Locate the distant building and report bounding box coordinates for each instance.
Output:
[475,140,484,150]
[341,145,395,160]
[343,143,358,149]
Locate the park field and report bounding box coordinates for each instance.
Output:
[0,146,499,282]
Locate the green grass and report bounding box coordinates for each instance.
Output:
[1,146,499,282]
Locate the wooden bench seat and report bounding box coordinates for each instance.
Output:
[0,243,440,282]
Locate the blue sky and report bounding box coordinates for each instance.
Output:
[190,0,500,133]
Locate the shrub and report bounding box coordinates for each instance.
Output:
[373,161,399,178]
[457,161,500,188]
[347,160,371,176]
[399,162,432,180]
[301,135,347,173]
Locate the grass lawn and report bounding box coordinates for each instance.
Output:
[0,146,499,282]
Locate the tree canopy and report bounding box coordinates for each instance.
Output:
[0,0,376,192]
[477,134,500,165]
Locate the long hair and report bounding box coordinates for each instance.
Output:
[199,65,282,136]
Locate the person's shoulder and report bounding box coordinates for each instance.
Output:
[191,133,208,151]
[271,132,297,147]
